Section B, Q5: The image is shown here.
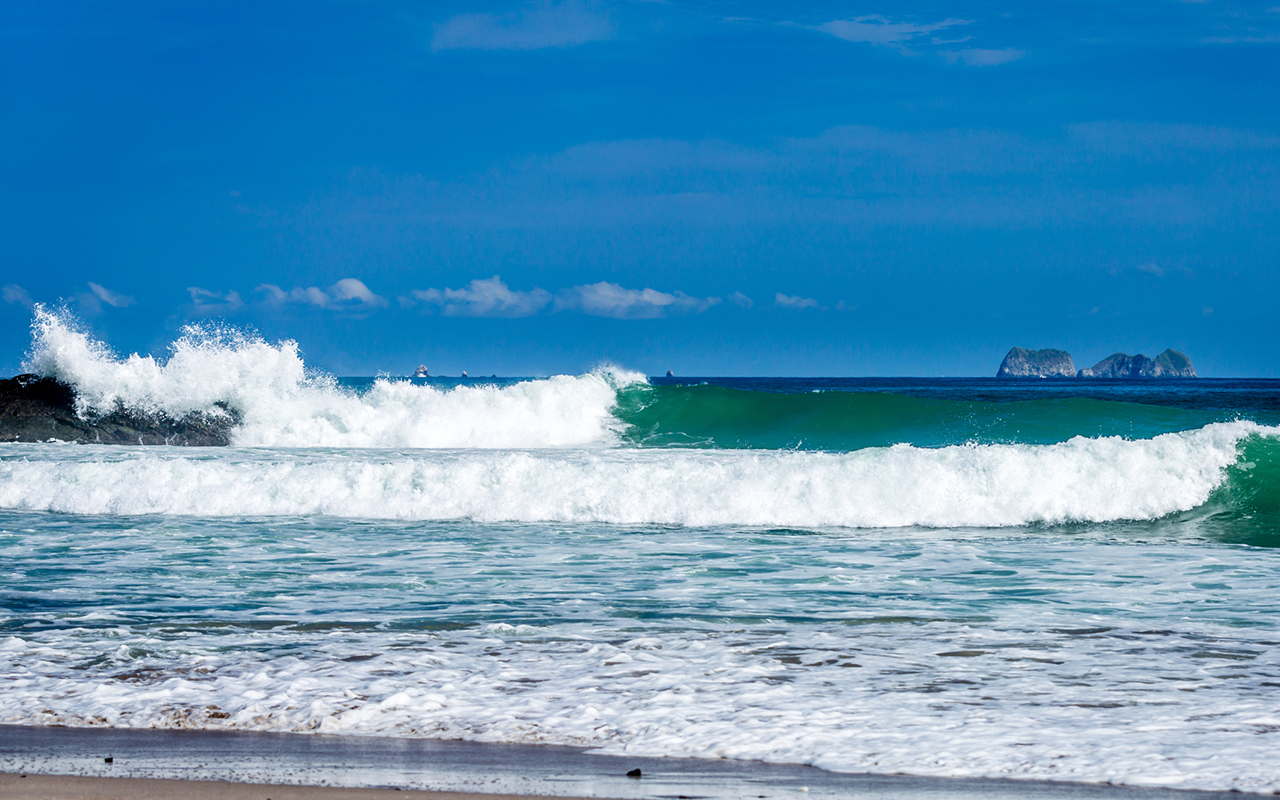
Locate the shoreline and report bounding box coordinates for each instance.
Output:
[0,773,601,800]
[0,725,1263,800]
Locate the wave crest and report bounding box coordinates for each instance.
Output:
[21,307,638,449]
[1,422,1263,528]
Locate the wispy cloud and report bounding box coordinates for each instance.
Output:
[3,284,32,307]
[257,278,388,310]
[403,276,551,317]
[1136,262,1166,277]
[775,292,819,310]
[88,282,135,308]
[728,291,754,308]
[432,1,616,52]
[555,282,721,318]
[1202,33,1280,44]
[941,47,1025,66]
[187,287,245,315]
[1068,122,1280,154]
[75,282,135,315]
[811,17,1025,66]
[284,120,1280,239]
[816,16,968,47]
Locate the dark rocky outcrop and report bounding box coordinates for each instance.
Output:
[996,347,1076,378]
[0,374,236,445]
[1077,349,1197,378]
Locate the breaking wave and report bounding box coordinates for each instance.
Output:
[2,422,1273,529]
[22,307,642,449]
[9,308,1280,534]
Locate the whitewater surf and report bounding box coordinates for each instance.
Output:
[3,309,1280,793]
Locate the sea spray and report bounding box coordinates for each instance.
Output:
[231,371,640,449]
[21,306,644,448]
[25,305,314,419]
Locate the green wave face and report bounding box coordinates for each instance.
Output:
[1198,433,1280,547]
[616,385,1280,546]
[615,384,1229,450]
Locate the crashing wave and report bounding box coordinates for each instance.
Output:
[19,306,644,449]
[0,422,1265,528]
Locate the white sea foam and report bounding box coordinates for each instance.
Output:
[21,306,642,449]
[0,422,1260,526]
[3,565,1280,794]
[25,306,312,420]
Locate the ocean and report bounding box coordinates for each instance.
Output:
[2,311,1279,793]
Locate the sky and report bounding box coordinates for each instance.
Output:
[2,1,1278,377]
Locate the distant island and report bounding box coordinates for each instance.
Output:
[996,347,1076,378]
[997,347,1196,378]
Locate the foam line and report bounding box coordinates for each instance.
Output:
[0,422,1260,527]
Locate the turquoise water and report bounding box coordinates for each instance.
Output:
[2,315,1279,792]
[617,377,1280,449]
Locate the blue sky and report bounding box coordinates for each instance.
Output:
[2,1,1278,376]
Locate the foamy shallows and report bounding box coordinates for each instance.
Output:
[2,513,1279,794]
[6,310,1280,794]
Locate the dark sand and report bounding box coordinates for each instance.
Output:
[0,725,1263,800]
[0,773,596,800]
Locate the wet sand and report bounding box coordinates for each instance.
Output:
[0,725,1263,800]
[0,773,601,800]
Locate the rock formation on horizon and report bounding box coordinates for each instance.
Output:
[996,347,1077,378]
[0,374,236,445]
[1077,349,1196,378]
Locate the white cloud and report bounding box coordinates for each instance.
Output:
[404,276,551,317]
[728,291,754,308]
[1136,261,1167,277]
[256,285,285,302]
[88,282,135,308]
[432,1,616,52]
[3,284,32,307]
[940,47,1025,66]
[330,277,386,305]
[256,278,387,310]
[775,292,819,309]
[817,16,967,47]
[555,282,721,318]
[187,287,245,314]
